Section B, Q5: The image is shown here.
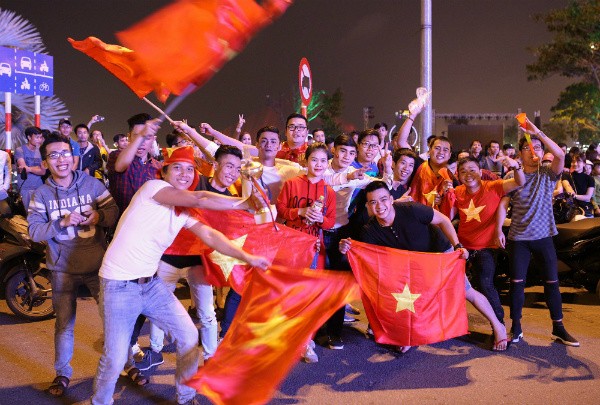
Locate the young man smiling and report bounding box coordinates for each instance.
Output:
[28,133,118,397]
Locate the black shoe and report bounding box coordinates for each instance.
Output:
[328,336,344,350]
[136,349,164,371]
[552,324,580,347]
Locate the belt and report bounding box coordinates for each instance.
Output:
[130,273,157,284]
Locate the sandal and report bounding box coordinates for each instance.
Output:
[48,375,70,397]
[493,338,509,351]
[126,367,149,386]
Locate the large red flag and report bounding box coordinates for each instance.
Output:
[68,37,170,102]
[116,0,294,95]
[347,241,468,347]
[186,264,360,405]
[409,161,455,217]
[165,209,317,293]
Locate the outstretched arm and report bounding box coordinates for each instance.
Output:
[200,122,258,156]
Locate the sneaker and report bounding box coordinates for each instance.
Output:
[328,336,344,350]
[343,314,357,323]
[131,343,144,362]
[136,349,164,371]
[345,303,361,315]
[552,324,580,347]
[302,340,318,363]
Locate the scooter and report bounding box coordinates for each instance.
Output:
[0,190,53,321]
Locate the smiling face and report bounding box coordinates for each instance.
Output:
[163,161,195,190]
[430,139,451,166]
[306,149,328,179]
[358,134,379,163]
[571,157,584,173]
[333,145,357,169]
[366,187,394,224]
[131,124,153,158]
[458,160,482,190]
[393,155,415,183]
[43,141,74,183]
[470,141,482,155]
[58,123,72,137]
[285,117,308,147]
[240,132,252,145]
[213,153,242,189]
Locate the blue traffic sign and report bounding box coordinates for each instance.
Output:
[0,46,53,96]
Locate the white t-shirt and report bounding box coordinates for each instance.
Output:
[242,158,303,201]
[99,179,198,280]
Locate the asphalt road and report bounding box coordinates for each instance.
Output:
[0,285,599,405]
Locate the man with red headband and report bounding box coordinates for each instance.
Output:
[91,146,271,405]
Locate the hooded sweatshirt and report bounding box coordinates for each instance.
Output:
[28,170,119,274]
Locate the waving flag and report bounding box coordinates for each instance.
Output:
[409,161,454,217]
[347,240,468,347]
[70,0,293,102]
[186,264,360,405]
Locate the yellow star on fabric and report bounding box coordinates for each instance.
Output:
[391,285,421,313]
[460,199,486,222]
[208,234,248,280]
[423,189,438,206]
[244,306,304,350]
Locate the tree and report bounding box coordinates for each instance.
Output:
[526,0,600,89]
[550,82,600,134]
[317,88,344,137]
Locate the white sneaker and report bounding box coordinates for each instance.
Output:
[131,343,144,362]
[302,340,318,363]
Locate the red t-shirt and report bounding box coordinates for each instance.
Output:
[454,180,505,250]
[276,141,308,165]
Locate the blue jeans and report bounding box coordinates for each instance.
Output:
[220,288,241,338]
[52,271,100,379]
[92,277,199,405]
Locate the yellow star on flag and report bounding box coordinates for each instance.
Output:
[423,189,438,206]
[392,284,421,313]
[208,234,248,280]
[244,306,304,350]
[460,199,486,222]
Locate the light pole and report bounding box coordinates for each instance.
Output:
[421,0,432,153]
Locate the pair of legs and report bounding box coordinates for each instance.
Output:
[91,277,199,405]
[51,272,100,381]
[470,248,504,323]
[149,261,218,360]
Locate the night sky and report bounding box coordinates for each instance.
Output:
[2,0,572,142]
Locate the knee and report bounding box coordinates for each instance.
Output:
[176,327,199,350]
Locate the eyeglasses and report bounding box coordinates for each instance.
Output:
[173,139,191,147]
[360,142,379,151]
[46,151,73,160]
[522,145,543,152]
[287,125,307,131]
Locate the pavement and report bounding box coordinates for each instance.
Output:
[0,285,599,405]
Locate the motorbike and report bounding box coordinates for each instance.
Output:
[0,189,53,321]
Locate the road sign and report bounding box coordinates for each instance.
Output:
[0,46,53,96]
[298,57,312,105]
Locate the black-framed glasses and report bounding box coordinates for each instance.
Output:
[287,125,307,131]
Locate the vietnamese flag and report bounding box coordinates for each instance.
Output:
[165,209,317,293]
[68,37,170,102]
[186,264,360,405]
[347,240,467,347]
[409,161,454,218]
[116,0,294,95]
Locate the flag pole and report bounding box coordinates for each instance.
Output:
[162,83,197,120]
[142,97,175,124]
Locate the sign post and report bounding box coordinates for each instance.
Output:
[298,57,312,118]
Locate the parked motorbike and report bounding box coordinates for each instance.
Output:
[0,190,53,321]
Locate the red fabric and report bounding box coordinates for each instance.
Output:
[68,37,170,102]
[116,0,293,96]
[347,240,468,346]
[185,264,360,405]
[167,209,317,293]
[275,141,308,165]
[409,161,454,217]
[454,180,505,250]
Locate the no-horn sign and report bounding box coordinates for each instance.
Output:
[299,57,312,105]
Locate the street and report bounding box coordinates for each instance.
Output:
[0,285,599,405]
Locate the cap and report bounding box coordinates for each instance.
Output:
[160,146,199,190]
[58,118,72,127]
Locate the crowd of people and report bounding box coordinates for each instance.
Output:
[13,99,582,404]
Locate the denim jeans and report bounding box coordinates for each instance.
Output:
[51,271,100,379]
[92,277,199,405]
[220,288,242,338]
[149,261,217,360]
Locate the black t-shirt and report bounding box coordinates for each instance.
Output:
[360,202,451,253]
[161,175,233,268]
[563,171,594,212]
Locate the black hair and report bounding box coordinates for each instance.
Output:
[325,136,335,145]
[40,133,73,160]
[357,129,379,145]
[256,125,280,141]
[365,180,390,196]
[392,149,416,164]
[113,133,127,143]
[127,113,152,131]
[431,135,453,151]
[214,145,243,161]
[304,142,329,160]
[373,122,388,131]
[334,134,357,148]
[74,124,89,134]
[166,131,184,147]
[285,113,307,127]
[503,143,514,150]
[426,135,437,148]
[518,134,544,151]
[24,126,42,138]
[312,128,324,136]
[457,156,481,171]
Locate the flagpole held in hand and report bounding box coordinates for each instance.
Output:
[142,97,175,124]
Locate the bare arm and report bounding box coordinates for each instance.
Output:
[523,117,564,175]
[153,187,254,211]
[495,196,510,248]
[189,222,270,270]
[114,119,160,172]
[501,156,525,193]
[430,209,468,259]
[201,122,258,156]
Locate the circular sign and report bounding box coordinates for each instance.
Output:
[299,57,312,105]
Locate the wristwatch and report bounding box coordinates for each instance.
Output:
[453,243,464,250]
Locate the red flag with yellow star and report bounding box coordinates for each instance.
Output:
[185,264,360,405]
[347,240,467,346]
[409,161,455,217]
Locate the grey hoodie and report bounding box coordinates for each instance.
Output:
[28,170,119,274]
